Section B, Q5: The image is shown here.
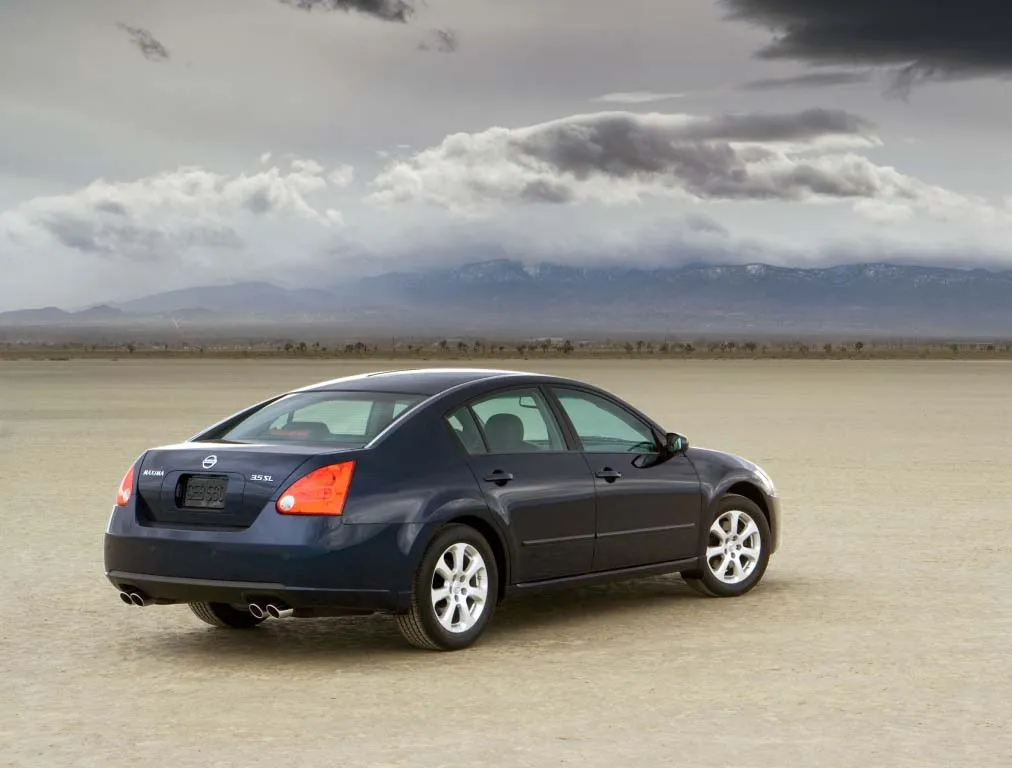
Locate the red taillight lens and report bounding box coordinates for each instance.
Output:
[116,465,135,506]
[276,461,355,516]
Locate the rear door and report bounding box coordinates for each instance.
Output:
[546,386,702,571]
[445,386,597,583]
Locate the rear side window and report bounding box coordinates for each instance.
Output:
[467,388,567,453]
[216,390,428,446]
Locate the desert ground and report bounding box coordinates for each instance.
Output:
[1,358,1009,767]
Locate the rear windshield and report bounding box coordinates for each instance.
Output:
[217,390,429,446]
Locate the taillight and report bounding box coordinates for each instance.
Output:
[276,461,355,516]
[116,465,135,506]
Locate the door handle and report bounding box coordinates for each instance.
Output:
[595,468,622,481]
[483,470,514,485]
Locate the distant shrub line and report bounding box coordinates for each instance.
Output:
[3,337,1012,361]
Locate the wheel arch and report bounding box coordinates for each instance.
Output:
[407,504,513,606]
[723,480,771,530]
[684,477,775,584]
[696,476,775,558]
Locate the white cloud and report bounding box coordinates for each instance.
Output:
[853,199,916,224]
[0,157,353,260]
[327,164,355,186]
[367,109,1006,225]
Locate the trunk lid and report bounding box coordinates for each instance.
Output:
[134,441,353,529]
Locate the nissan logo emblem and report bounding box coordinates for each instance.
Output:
[202,455,218,469]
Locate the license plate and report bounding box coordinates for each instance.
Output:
[182,475,228,509]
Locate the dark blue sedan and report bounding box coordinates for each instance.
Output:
[105,367,782,650]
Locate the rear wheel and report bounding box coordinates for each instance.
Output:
[682,493,771,597]
[189,601,266,629]
[395,524,499,651]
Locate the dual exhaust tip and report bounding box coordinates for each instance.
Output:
[248,602,294,620]
[118,590,293,619]
[119,590,152,607]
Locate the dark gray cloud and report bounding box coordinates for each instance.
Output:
[518,178,575,204]
[116,24,170,62]
[740,71,873,91]
[276,1,455,53]
[722,0,1012,90]
[277,0,414,23]
[591,108,874,145]
[39,213,242,261]
[506,110,876,194]
[418,28,458,53]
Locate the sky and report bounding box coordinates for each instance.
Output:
[2,0,1012,310]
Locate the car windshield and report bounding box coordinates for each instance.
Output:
[216,390,429,447]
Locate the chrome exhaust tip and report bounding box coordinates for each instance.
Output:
[248,603,267,619]
[265,603,294,619]
[128,591,151,606]
[119,591,134,605]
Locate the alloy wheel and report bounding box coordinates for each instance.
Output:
[430,542,489,633]
[705,508,762,585]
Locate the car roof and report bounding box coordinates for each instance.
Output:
[295,367,560,396]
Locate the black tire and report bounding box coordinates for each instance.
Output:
[682,493,771,598]
[395,524,499,651]
[189,601,266,629]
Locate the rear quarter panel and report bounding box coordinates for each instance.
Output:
[338,406,510,587]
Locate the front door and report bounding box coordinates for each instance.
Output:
[548,386,702,572]
[447,386,597,583]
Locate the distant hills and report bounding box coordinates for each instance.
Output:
[0,304,126,324]
[4,259,1012,337]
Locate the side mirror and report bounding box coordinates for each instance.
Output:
[665,432,688,455]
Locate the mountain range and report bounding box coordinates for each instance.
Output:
[3,259,1012,337]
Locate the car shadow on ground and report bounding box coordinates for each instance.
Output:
[129,573,794,665]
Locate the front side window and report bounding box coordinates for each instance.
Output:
[551,387,658,453]
[215,390,428,446]
[467,388,567,453]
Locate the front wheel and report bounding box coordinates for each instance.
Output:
[395,524,499,651]
[682,493,771,597]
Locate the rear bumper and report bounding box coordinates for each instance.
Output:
[106,570,401,612]
[104,506,423,613]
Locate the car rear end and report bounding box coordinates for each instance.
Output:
[104,388,432,615]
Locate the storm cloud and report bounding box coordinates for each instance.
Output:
[116,24,170,62]
[722,0,1012,89]
[276,0,414,23]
